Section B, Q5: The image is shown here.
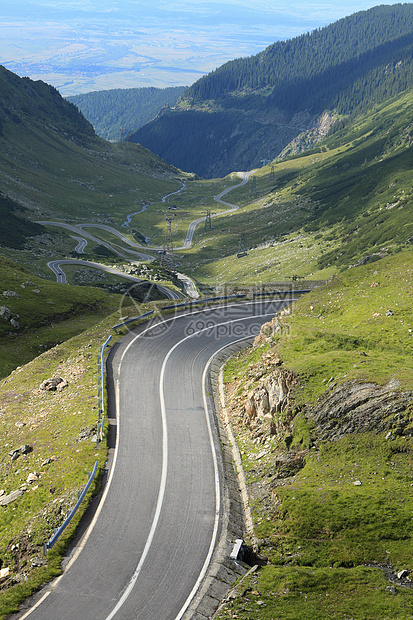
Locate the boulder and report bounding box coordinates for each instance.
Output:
[2,290,19,298]
[39,377,68,391]
[0,306,12,321]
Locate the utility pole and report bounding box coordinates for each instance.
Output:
[160,215,175,271]
[202,210,213,230]
[237,233,248,258]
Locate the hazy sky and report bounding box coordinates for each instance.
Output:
[0,1,405,95]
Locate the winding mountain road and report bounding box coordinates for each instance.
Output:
[46,259,180,299]
[16,298,295,620]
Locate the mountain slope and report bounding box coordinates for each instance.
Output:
[0,66,181,252]
[129,4,413,178]
[176,87,413,284]
[67,86,186,142]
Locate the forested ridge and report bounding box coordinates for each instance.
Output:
[68,86,186,141]
[185,4,413,111]
[129,4,413,178]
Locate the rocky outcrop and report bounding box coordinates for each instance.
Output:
[0,489,25,506]
[278,110,338,159]
[243,369,297,439]
[309,379,413,442]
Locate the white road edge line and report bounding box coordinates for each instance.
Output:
[19,304,284,619]
[173,334,258,620]
[17,383,123,620]
[104,340,171,620]
[106,314,277,619]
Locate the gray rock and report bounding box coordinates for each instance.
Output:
[0,306,12,321]
[2,290,19,298]
[20,444,33,455]
[397,569,409,579]
[39,377,68,391]
[0,489,25,506]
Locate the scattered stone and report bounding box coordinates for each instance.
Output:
[397,569,409,579]
[39,377,69,391]
[386,309,394,316]
[26,473,39,484]
[10,317,20,329]
[31,557,46,568]
[76,426,96,442]
[386,585,398,595]
[9,449,21,461]
[20,444,33,455]
[0,306,12,321]
[2,290,19,298]
[0,489,24,506]
[0,567,10,581]
[353,480,362,486]
[41,457,55,466]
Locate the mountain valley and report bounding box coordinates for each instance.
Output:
[0,5,412,618]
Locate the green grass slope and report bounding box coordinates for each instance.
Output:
[220,248,413,620]
[0,66,182,237]
[176,88,412,285]
[0,255,130,378]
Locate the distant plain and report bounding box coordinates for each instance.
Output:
[0,0,402,95]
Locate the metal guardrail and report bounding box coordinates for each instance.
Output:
[112,310,154,333]
[97,336,112,443]
[252,289,311,298]
[161,294,247,312]
[43,335,112,554]
[44,461,98,555]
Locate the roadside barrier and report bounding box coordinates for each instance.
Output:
[97,335,112,444]
[161,294,247,312]
[112,310,154,333]
[252,289,311,298]
[43,461,98,555]
[43,336,112,554]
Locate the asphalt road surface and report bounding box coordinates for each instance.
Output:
[16,298,294,620]
[46,259,180,299]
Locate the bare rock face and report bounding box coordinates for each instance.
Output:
[243,369,298,439]
[309,379,413,441]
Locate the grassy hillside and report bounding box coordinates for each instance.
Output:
[219,248,413,620]
[0,255,135,378]
[0,66,183,257]
[68,86,186,142]
[173,88,413,284]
